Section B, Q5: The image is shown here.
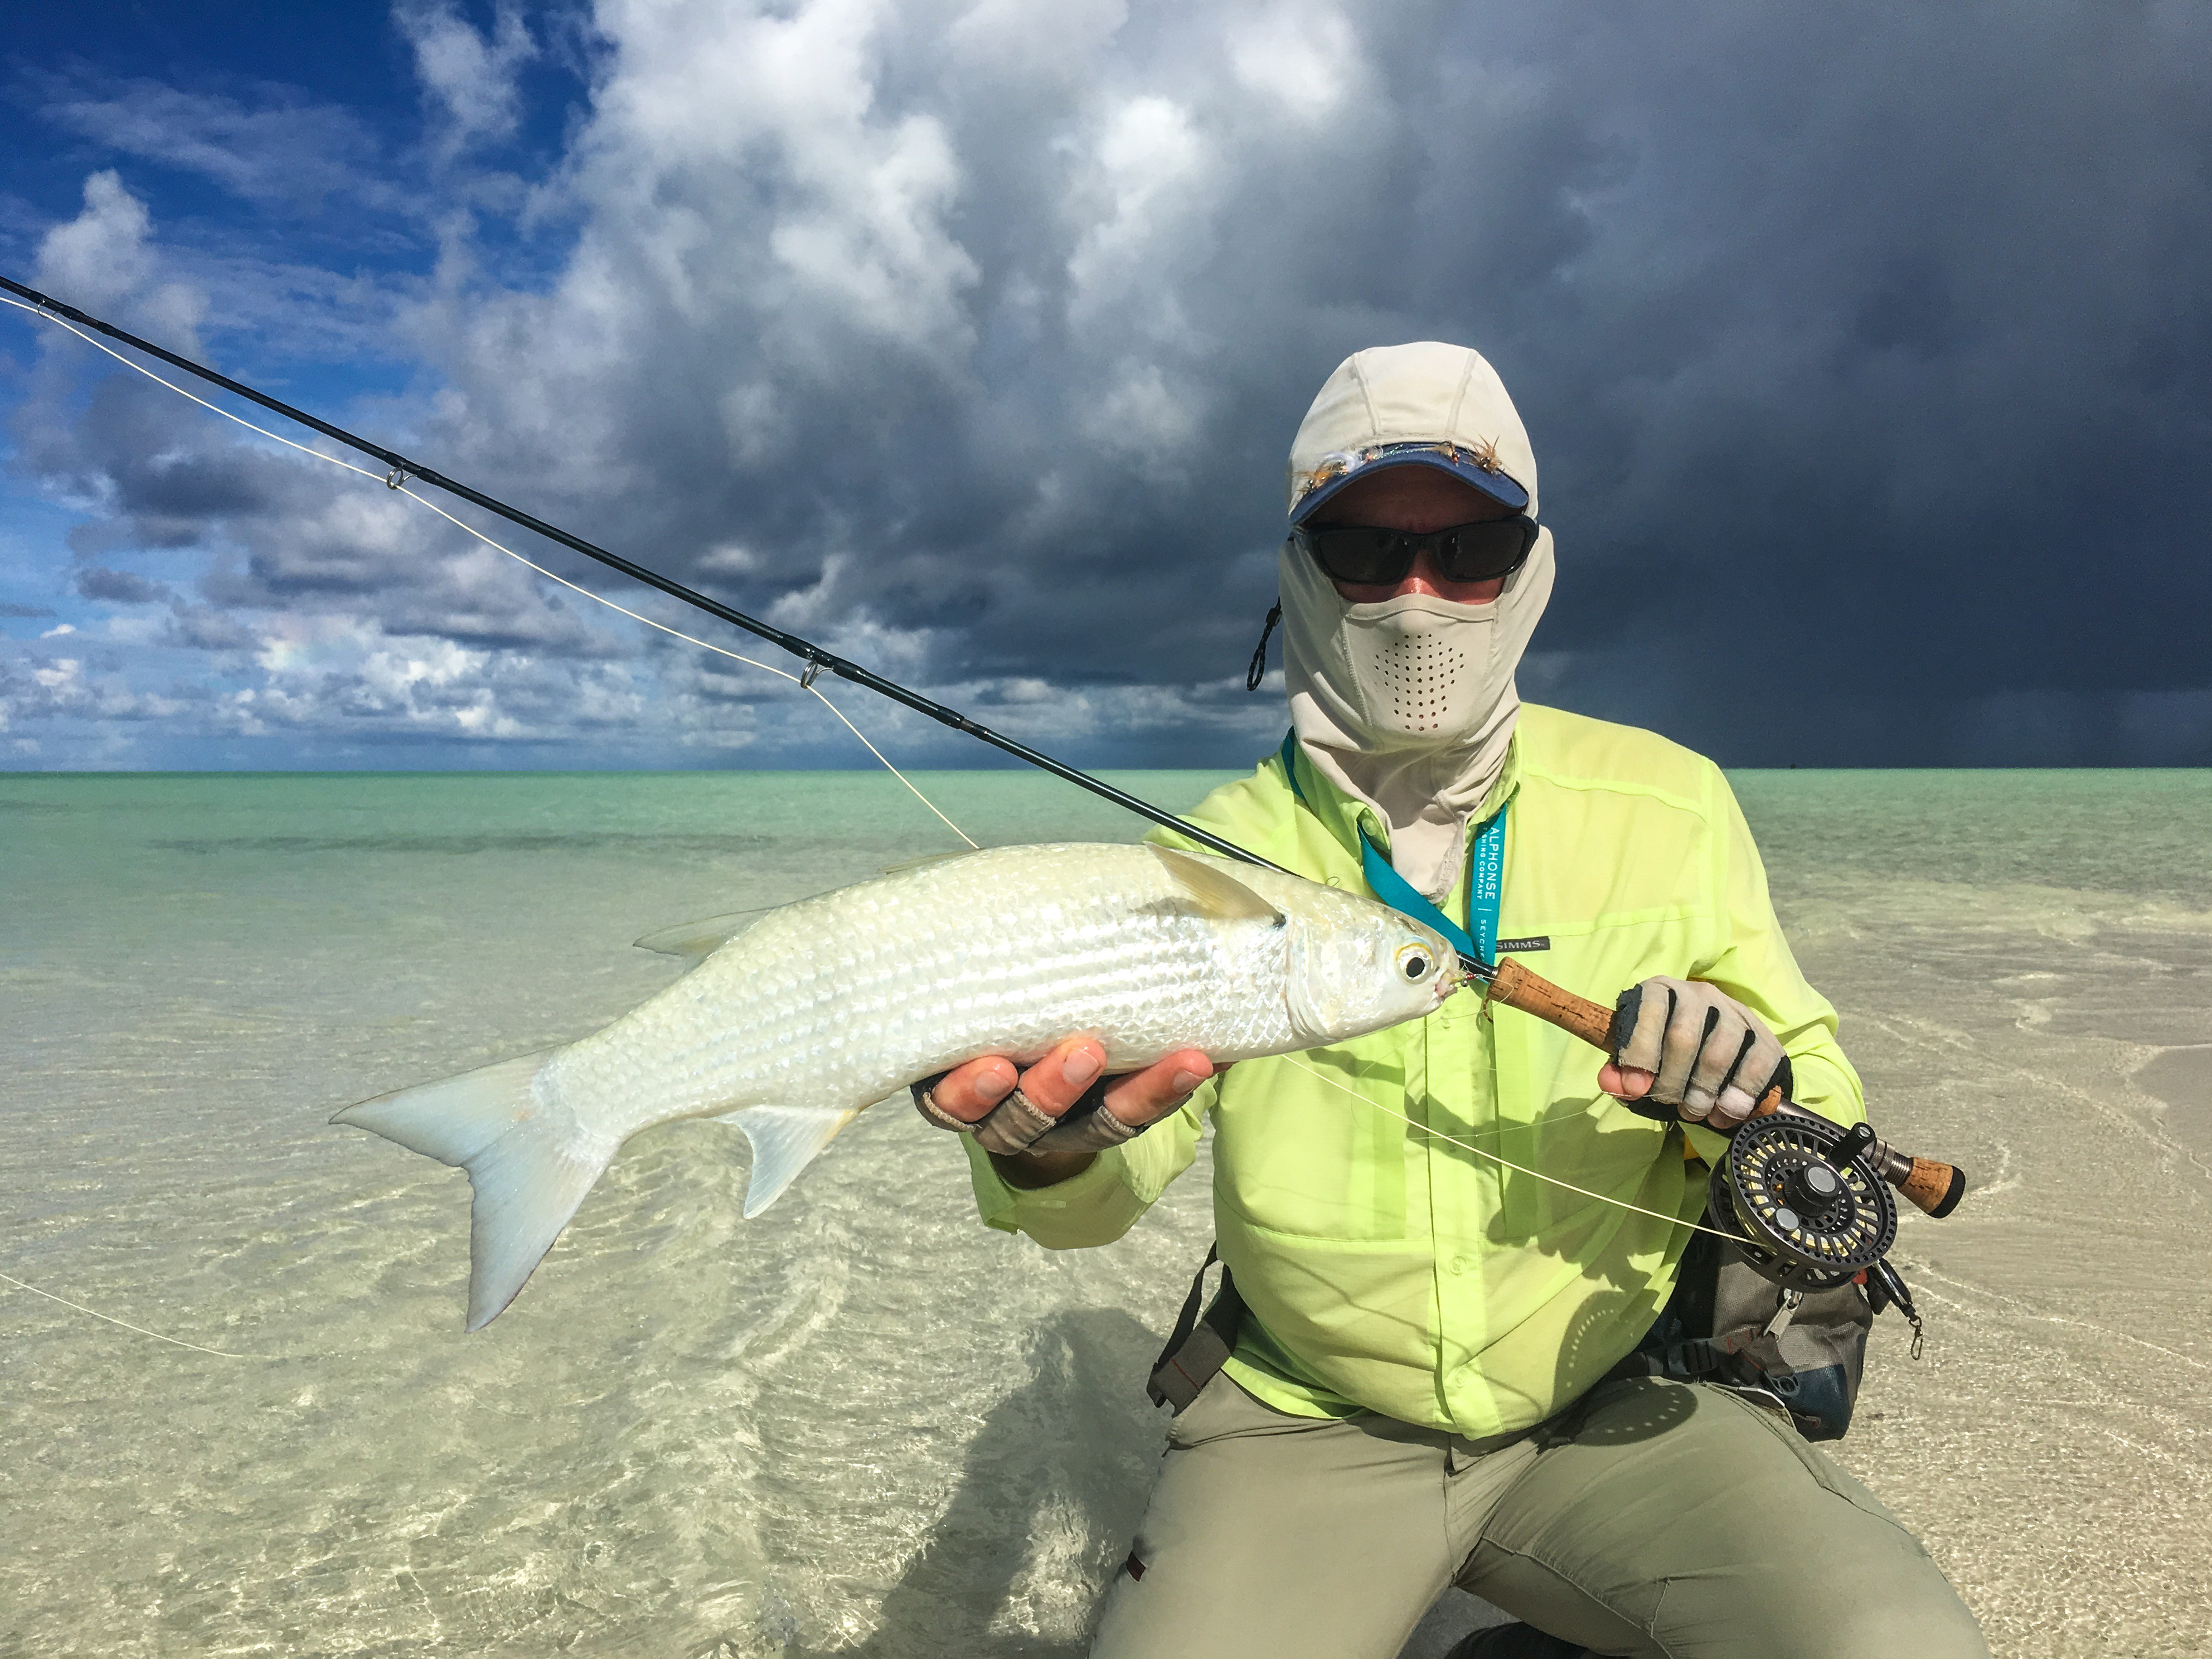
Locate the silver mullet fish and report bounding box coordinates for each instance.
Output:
[336,842,1459,1328]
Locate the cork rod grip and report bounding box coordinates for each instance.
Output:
[1485,957,1615,1049]
[1483,957,1968,1217]
[1896,1157,1968,1219]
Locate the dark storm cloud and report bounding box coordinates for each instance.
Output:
[161,602,257,653]
[1452,5,2212,763]
[72,564,171,603]
[16,342,609,656]
[5,0,2207,765]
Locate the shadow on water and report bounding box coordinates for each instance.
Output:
[804,1308,1168,1659]
[779,1308,1534,1659]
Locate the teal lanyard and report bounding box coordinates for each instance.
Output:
[1277,730,1506,969]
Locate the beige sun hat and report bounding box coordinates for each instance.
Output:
[1286,342,1539,523]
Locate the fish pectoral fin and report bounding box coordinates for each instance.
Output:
[1148,845,1286,926]
[716,1105,864,1219]
[633,910,769,964]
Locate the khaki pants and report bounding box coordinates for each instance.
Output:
[1093,1375,1987,1659]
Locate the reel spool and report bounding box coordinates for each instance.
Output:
[1707,1115,1898,1292]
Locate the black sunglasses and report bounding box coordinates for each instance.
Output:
[1292,516,1538,589]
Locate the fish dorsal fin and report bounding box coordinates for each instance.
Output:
[632,910,767,964]
[879,850,971,877]
[717,1104,864,1218]
[1147,845,1285,925]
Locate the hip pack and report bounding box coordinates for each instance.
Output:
[1148,1231,1875,1441]
[1611,1227,1873,1441]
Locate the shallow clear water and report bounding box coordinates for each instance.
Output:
[2,768,2209,1658]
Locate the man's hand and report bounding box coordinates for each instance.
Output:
[1598,977,1787,1130]
[915,1037,1215,1189]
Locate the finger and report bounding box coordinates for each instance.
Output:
[1739,1032,1788,1105]
[1599,1062,1655,1099]
[1618,979,1678,1074]
[1656,993,1716,1104]
[1681,1009,1750,1119]
[928,1056,1019,1123]
[1709,1085,1758,1127]
[1013,1035,1108,1117]
[1100,1049,1214,1129]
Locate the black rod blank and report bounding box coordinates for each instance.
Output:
[0,272,1289,876]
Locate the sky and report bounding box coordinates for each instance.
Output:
[1,0,2207,772]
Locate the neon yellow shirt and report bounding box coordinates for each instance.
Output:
[963,704,1863,1439]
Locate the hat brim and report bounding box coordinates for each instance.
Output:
[1289,448,1531,525]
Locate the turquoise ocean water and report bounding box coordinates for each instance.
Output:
[3,769,2209,1658]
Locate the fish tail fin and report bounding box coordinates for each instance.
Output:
[333,1049,614,1331]
[718,1104,864,1219]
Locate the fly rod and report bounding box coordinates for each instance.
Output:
[0,272,1290,882]
[2,273,1967,1233]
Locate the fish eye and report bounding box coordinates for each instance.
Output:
[1397,946,1431,982]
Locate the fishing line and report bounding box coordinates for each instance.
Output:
[0,1269,255,1359]
[1278,1056,1740,1242]
[0,292,978,852]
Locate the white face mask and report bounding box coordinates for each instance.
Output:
[1278,528,1553,756]
[1337,590,1502,748]
[1276,528,1555,900]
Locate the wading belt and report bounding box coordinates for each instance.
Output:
[1146,1246,1246,1411]
[1145,739,1507,1413]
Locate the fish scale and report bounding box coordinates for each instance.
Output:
[337,842,1457,1329]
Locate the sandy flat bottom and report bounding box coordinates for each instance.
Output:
[2135,1047,2212,1156]
[3,770,2209,1658]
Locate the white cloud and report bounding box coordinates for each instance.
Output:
[396,1,537,153]
[34,171,153,307]
[945,0,1130,77]
[35,172,207,353]
[1083,358,1204,477]
[562,0,983,368]
[1226,4,1359,118]
[1064,95,1209,334]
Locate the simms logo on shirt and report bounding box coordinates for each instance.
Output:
[1494,936,1551,954]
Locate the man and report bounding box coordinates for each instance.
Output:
[916,344,1987,1658]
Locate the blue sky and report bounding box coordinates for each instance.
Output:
[4,1,2209,770]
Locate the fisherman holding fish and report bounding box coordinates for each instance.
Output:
[916,346,1989,1658]
[331,339,1988,1657]
[37,264,1991,1657]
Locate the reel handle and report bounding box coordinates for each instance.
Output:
[1483,958,1967,1219]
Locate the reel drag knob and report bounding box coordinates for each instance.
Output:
[1710,1113,1899,1292]
[1767,1158,1843,1245]
[1785,1160,1844,1211]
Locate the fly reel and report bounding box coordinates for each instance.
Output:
[1707,1113,1898,1292]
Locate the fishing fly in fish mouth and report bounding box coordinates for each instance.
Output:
[1,282,1987,1657]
